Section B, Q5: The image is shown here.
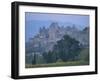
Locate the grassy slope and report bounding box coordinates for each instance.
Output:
[25,60,89,68]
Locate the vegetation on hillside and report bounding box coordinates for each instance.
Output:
[26,34,89,68]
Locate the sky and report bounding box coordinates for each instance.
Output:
[25,12,89,42]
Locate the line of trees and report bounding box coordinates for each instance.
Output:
[42,35,81,63]
[31,34,89,65]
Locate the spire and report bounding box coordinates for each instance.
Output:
[50,22,59,28]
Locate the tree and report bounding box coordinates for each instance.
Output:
[78,48,89,62]
[32,54,36,64]
[53,34,81,61]
[42,51,57,63]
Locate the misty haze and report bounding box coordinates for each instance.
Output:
[25,12,89,68]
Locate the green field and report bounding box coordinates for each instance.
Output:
[25,60,89,68]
